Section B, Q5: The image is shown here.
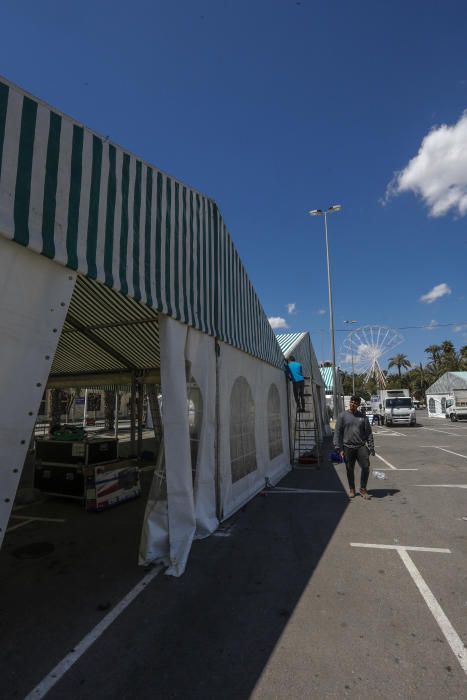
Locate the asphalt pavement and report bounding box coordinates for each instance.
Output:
[1,410,467,699]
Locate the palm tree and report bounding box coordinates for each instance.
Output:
[388,353,412,378]
[425,344,441,366]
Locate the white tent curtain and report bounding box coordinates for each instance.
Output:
[140,317,218,575]
[140,318,291,575]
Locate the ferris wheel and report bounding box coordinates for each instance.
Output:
[338,325,404,387]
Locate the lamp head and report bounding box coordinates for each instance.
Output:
[328,204,342,213]
[309,209,323,216]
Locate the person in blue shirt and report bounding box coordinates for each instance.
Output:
[285,355,305,412]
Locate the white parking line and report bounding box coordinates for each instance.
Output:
[351,543,467,674]
[374,453,418,471]
[24,564,164,699]
[417,484,467,489]
[433,447,467,460]
[420,427,464,437]
[263,488,344,494]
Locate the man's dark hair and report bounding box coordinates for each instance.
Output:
[289,355,295,361]
[350,395,361,404]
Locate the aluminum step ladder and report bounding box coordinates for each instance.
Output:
[292,377,321,467]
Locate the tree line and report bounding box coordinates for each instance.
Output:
[339,341,467,400]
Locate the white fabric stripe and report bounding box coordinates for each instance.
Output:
[112,148,123,291]
[138,164,147,303]
[149,169,157,310]
[219,217,225,341]
[27,103,49,254]
[177,182,184,320]
[75,129,93,273]
[185,187,193,327]
[95,139,109,283]
[53,117,73,266]
[0,88,22,239]
[198,196,205,331]
[125,156,136,298]
[159,174,168,314]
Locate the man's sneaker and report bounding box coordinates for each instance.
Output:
[360,488,371,500]
[349,488,356,498]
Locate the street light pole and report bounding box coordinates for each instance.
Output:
[309,205,342,420]
[344,320,357,394]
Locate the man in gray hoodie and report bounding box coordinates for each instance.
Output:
[334,395,375,499]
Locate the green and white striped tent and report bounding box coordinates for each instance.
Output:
[276,332,329,439]
[0,76,291,574]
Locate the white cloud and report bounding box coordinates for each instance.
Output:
[268,316,288,330]
[454,324,467,332]
[424,319,439,331]
[420,283,451,304]
[315,308,326,316]
[287,303,297,315]
[384,112,467,216]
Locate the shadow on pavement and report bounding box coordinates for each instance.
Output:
[0,440,351,699]
[366,488,400,499]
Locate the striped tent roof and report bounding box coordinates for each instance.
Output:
[320,366,344,393]
[426,371,467,395]
[0,76,284,374]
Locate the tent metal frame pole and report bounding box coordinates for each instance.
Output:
[114,391,119,439]
[130,372,136,456]
[137,378,143,462]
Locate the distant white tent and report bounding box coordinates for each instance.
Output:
[425,372,467,418]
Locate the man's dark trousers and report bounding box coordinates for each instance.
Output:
[344,445,370,490]
[293,380,305,410]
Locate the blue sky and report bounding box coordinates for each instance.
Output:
[1,0,467,369]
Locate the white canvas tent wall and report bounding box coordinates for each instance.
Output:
[276,332,330,440]
[425,372,467,418]
[0,76,291,575]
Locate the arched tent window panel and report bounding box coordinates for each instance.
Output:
[441,397,446,413]
[230,376,257,483]
[267,383,283,460]
[187,379,203,482]
[429,397,435,413]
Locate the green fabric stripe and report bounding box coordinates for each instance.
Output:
[86,135,103,278]
[0,82,9,180]
[144,166,153,307]
[41,111,61,258]
[173,181,181,319]
[13,96,37,246]
[165,176,173,316]
[66,125,83,269]
[189,190,195,325]
[182,186,189,323]
[155,171,163,307]
[233,247,239,346]
[119,153,130,295]
[195,193,202,329]
[132,160,142,300]
[202,198,209,333]
[104,144,117,288]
